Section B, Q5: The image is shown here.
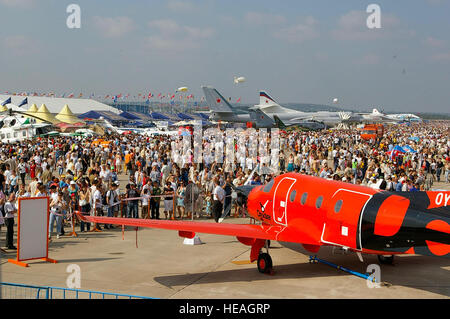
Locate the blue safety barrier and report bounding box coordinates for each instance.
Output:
[0,282,155,299]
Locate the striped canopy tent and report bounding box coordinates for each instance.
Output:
[35,104,60,124]
[25,103,39,118]
[55,104,84,124]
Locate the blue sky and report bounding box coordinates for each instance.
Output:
[0,0,449,112]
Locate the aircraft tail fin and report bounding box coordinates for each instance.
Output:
[259,91,281,108]
[372,108,382,115]
[249,109,275,128]
[103,118,120,134]
[202,86,235,113]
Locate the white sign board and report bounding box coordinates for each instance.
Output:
[18,197,49,261]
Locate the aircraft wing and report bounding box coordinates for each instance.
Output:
[75,212,318,245]
[289,116,313,122]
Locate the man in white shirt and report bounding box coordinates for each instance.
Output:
[74,159,83,175]
[99,164,112,188]
[18,158,27,185]
[92,183,104,231]
[33,154,41,165]
[4,164,11,192]
[212,179,225,223]
[4,193,17,249]
[105,182,120,229]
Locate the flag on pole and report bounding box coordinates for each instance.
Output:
[1,97,11,106]
[18,97,28,107]
[236,97,241,103]
[68,93,74,98]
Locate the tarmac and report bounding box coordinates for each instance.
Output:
[0,178,449,299]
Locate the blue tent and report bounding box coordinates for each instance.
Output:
[78,110,127,125]
[198,113,210,120]
[120,111,141,120]
[177,113,194,120]
[149,112,170,120]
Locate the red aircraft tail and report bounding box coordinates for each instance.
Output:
[359,191,450,258]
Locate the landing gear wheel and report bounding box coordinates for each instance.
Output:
[378,255,394,265]
[257,253,273,274]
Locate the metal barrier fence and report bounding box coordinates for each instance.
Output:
[0,282,154,299]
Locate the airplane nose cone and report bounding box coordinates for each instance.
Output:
[235,185,257,207]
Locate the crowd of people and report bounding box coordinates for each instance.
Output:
[0,121,448,250]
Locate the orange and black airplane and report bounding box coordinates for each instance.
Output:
[76,173,450,274]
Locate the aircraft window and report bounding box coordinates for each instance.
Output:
[300,192,308,205]
[290,190,297,202]
[316,196,323,209]
[263,179,275,193]
[334,200,343,213]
